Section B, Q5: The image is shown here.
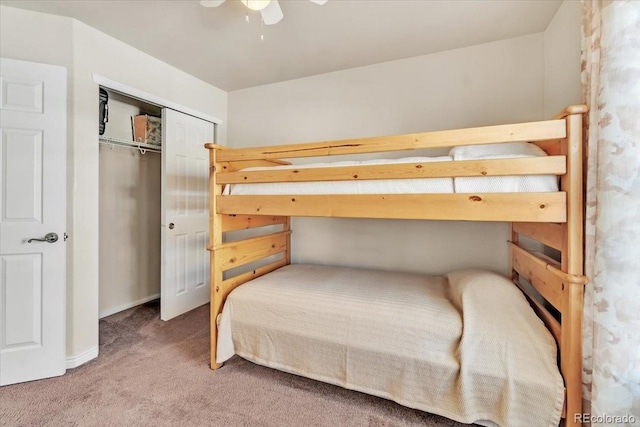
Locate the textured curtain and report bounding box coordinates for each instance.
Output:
[581,0,640,424]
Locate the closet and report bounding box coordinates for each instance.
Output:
[98,90,162,318]
[98,87,215,321]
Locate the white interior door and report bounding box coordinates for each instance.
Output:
[161,108,213,321]
[0,58,66,385]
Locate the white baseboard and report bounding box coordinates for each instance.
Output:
[66,346,99,369]
[99,293,160,319]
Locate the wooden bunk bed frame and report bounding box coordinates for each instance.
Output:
[205,105,588,427]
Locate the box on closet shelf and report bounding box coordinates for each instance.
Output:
[131,114,162,146]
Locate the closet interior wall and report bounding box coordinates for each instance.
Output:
[98,90,161,318]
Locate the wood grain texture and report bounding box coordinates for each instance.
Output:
[209,147,224,370]
[513,222,564,251]
[562,283,585,426]
[552,104,588,120]
[218,156,566,184]
[217,120,567,162]
[284,217,292,265]
[560,112,586,427]
[532,139,563,156]
[221,214,288,232]
[220,258,288,298]
[221,159,291,172]
[513,279,561,344]
[562,114,585,276]
[213,231,291,271]
[204,143,226,150]
[217,193,567,223]
[510,243,565,311]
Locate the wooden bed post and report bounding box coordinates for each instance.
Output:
[512,106,588,426]
[284,217,292,265]
[207,144,224,370]
[559,108,586,426]
[509,223,519,283]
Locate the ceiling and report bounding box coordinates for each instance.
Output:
[1,0,562,91]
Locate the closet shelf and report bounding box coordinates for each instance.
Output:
[99,136,162,154]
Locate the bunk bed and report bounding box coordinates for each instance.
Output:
[205,105,588,427]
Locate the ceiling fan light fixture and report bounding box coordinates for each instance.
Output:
[199,0,326,29]
[260,0,283,25]
[240,0,271,11]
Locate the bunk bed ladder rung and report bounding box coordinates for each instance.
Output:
[211,230,291,271]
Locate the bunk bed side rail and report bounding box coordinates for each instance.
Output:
[217,156,566,185]
[217,193,567,223]
[221,158,291,172]
[216,119,567,162]
[222,214,288,232]
[512,222,564,251]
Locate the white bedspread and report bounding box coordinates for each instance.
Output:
[217,264,564,427]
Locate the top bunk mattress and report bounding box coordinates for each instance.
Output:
[217,264,564,427]
[223,142,559,196]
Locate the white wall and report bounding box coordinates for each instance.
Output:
[543,0,582,117]
[228,34,545,276]
[0,5,228,362]
[0,7,73,68]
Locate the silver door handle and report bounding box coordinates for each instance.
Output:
[168,223,175,230]
[28,232,59,243]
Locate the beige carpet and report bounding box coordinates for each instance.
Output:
[2,300,472,427]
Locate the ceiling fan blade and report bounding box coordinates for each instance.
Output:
[260,0,283,25]
[308,0,327,4]
[199,0,226,7]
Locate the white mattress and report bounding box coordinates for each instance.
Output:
[224,142,559,195]
[217,264,564,427]
[224,156,455,195]
[450,142,559,193]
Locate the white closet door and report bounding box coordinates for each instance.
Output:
[0,58,67,385]
[161,109,213,320]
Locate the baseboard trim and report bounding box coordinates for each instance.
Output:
[99,293,160,319]
[66,346,99,369]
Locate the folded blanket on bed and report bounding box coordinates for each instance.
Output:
[445,269,565,426]
[217,264,564,427]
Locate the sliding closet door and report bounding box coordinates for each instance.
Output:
[161,109,214,321]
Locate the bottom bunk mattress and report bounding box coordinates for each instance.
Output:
[216,264,564,427]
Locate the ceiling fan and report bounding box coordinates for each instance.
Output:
[199,0,327,25]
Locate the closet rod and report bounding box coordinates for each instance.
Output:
[99,136,162,154]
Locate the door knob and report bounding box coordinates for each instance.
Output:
[168,223,175,230]
[28,232,59,243]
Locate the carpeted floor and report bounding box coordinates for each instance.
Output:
[1,301,472,427]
